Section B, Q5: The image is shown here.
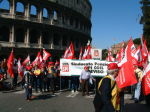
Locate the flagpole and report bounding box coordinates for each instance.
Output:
[59,75,62,92]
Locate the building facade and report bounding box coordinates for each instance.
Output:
[0,0,92,60]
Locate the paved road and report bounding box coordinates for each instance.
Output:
[0,89,150,112]
[0,90,95,112]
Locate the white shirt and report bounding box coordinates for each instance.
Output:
[79,70,92,80]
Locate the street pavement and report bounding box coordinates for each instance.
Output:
[0,89,95,112]
[0,89,150,112]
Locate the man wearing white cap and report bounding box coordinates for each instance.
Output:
[94,63,120,112]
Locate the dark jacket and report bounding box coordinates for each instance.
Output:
[100,78,115,112]
[23,71,33,87]
[93,77,115,112]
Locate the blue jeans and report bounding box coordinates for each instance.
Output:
[25,86,32,100]
[134,81,141,100]
[71,76,79,91]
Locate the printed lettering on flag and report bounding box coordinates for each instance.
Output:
[63,42,74,59]
[116,38,137,88]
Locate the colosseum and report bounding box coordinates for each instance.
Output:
[0,0,92,60]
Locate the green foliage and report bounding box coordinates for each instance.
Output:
[133,38,141,45]
[102,49,108,60]
[140,0,150,50]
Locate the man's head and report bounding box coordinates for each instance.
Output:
[84,66,89,71]
[107,63,119,78]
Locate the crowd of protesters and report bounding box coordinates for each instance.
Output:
[0,58,8,89]
[0,56,150,112]
[0,58,59,91]
[0,57,95,101]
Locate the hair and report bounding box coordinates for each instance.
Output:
[107,69,118,75]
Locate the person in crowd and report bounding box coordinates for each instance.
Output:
[0,63,4,90]
[79,66,95,96]
[47,62,56,95]
[33,65,43,93]
[93,63,120,112]
[71,76,79,93]
[41,67,48,92]
[133,64,143,103]
[54,61,60,90]
[23,66,33,101]
[12,62,18,88]
[1,58,7,79]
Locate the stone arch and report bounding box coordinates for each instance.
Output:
[53,10,57,20]
[0,26,9,41]
[16,2,24,13]
[15,28,25,42]
[29,29,39,43]
[43,8,48,18]
[75,18,79,28]
[30,5,37,16]
[70,17,74,26]
[0,0,10,10]
[42,31,49,44]
[53,33,60,45]
[62,35,68,46]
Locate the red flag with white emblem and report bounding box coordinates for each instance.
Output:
[106,48,115,62]
[18,58,23,78]
[22,55,30,66]
[32,52,42,65]
[63,42,74,59]
[140,37,149,68]
[82,45,92,60]
[116,47,124,62]
[43,49,51,61]
[116,38,137,88]
[142,56,150,95]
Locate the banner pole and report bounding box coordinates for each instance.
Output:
[94,78,96,94]
[59,75,62,92]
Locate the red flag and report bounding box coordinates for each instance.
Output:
[63,42,74,59]
[148,52,150,62]
[116,38,137,88]
[7,50,14,78]
[43,49,51,61]
[140,37,148,68]
[79,47,83,60]
[22,55,30,66]
[116,43,125,62]
[32,52,42,65]
[17,58,23,78]
[142,61,150,95]
[118,38,136,67]
[106,48,115,62]
[132,45,142,66]
[82,45,92,59]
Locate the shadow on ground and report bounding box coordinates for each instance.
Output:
[125,103,150,112]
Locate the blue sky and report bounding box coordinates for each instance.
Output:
[91,0,143,49]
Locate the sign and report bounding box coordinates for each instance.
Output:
[60,59,110,77]
[91,49,102,60]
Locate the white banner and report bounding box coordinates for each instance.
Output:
[60,59,110,77]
